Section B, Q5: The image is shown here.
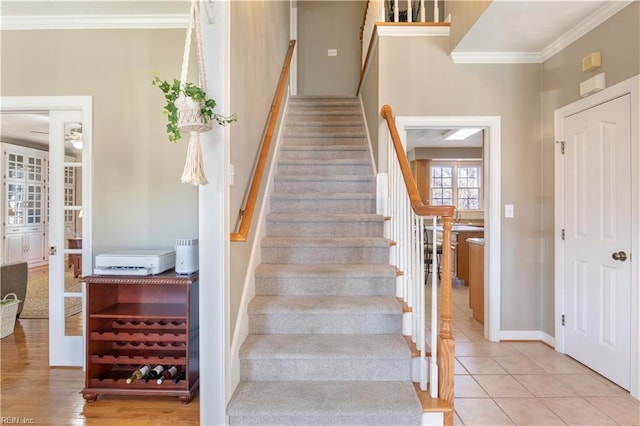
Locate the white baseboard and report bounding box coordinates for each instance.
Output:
[499,330,555,347]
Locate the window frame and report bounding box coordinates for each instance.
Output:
[429,160,483,211]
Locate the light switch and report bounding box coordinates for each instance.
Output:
[505,204,514,218]
[328,49,337,57]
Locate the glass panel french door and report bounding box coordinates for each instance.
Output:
[49,110,84,367]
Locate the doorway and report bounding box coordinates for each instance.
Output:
[395,115,501,341]
[1,96,92,367]
[554,75,639,399]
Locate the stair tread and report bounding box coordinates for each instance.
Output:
[266,213,383,222]
[255,264,396,278]
[271,192,375,200]
[278,158,370,165]
[261,236,389,247]
[227,381,422,417]
[240,334,411,359]
[274,174,374,181]
[281,145,368,151]
[248,295,402,314]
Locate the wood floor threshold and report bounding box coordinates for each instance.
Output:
[403,335,432,358]
[412,383,453,413]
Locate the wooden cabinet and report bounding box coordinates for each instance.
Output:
[2,144,48,266]
[82,271,199,403]
[451,226,484,286]
[468,238,484,325]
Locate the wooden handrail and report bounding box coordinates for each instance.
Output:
[380,104,455,218]
[382,103,455,424]
[230,40,296,242]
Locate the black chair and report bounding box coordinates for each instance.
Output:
[424,227,443,282]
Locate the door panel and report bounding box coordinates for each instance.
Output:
[563,94,631,389]
[48,110,84,366]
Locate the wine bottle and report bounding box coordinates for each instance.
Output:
[126,364,151,384]
[172,369,186,384]
[142,365,165,383]
[156,365,178,384]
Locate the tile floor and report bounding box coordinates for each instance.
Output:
[439,285,640,426]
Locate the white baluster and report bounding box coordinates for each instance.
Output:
[430,215,439,396]
[394,0,399,22]
[433,0,440,23]
[420,0,425,22]
[407,0,412,22]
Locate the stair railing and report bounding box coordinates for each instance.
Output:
[381,105,455,424]
[230,40,296,242]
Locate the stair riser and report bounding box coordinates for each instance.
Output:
[270,198,376,214]
[266,221,383,238]
[277,164,371,176]
[255,277,395,296]
[229,414,420,426]
[240,359,411,381]
[289,105,360,112]
[285,127,365,137]
[248,313,402,334]
[288,116,361,124]
[273,179,374,193]
[261,246,388,264]
[283,137,367,146]
[280,149,369,161]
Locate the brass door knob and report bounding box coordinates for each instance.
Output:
[612,251,628,262]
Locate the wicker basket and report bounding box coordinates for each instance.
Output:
[176,95,213,133]
[1,293,20,338]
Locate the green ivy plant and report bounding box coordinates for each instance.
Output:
[152,74,238,142]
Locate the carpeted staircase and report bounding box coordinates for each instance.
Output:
[227,96,422,425]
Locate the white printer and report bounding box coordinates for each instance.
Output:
[94,249,176,276]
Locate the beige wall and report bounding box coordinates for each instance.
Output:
[229,1,290,336]
[446,0,491,52]
[377,35,544,331]
[297,1,365,95]
[1,29,198,255]
[540,2,640,334]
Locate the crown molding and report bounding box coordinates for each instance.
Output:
[540,0,633,62]
[0,14,189,30]
[450,0,632,64]
[450,51,542,64]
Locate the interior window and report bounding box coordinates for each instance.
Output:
[430,161,482,210]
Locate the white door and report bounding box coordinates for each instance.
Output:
[49,110,84,367]
[562,94,631,389]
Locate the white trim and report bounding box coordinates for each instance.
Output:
[358,95,378,176]
[376,25,449,37]
[450,51,541,64]
[1,95,93,368]
[198,1,230,424]
[394,115,501,342]
[0,14,189,30]
[554,74,640,400]
[500,330,555,347]
[541,0,633,62]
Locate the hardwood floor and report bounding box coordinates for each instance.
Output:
[0,317,200,425]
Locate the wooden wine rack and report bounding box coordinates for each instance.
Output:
[82,271,199,403]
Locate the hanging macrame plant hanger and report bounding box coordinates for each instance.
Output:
[177,0,211,186]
